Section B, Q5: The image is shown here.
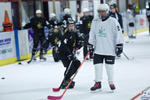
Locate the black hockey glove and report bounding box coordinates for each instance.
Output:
[56,41,61,47]
[67,54,75,61]
[115,44,123,56]
[79,33,85,40]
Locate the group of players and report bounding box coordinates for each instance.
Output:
[24,3,124,92]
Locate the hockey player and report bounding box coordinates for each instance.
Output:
[109,3,124,57]
[42,13,62,55]
[89,4,124,91]
[24,10,49,62]
[49,13,61,28]
[47,26,62,62]
[80,8,94,59]
[58,20,83,89]
[146,2,150,35]
[127,9,136,39]
[61,8,73,31]
[109,3,123,32]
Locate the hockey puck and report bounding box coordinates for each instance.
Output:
[18,62,22,65]
[1,77,5,79]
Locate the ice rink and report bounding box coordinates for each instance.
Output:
[0,32,150,100]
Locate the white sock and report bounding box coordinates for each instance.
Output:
[105,64,114,84]
[94,64,103,82]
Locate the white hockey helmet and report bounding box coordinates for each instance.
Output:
[127,9,131,13]
[97,4,109,13]
[50,13,56,18]
[83,8,89,13]
[36,10,42,14]
[64,8,71,14]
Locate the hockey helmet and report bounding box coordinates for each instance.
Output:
[67,19,75,25]
[110,3,117,9]
[64,8,71,15]
[50,13,56,18]
[36,10,42,14]
[97,4,109,13]
[83,8,90,13]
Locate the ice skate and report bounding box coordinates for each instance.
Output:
[27,54,36,64]
[109,83,116,92]
[40,54,46,61]
[60,79,75,89]
[90,82,101,92]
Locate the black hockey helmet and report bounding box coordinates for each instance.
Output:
[110,3,117,9]
[67,19,75,26]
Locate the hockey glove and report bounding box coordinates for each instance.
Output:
[115,44,123,56]
[67,54,75,61]
[64,39,68,44]
[79,33,85,40]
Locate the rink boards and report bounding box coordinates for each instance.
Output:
[0,30,52,66]
[0,14,149,66]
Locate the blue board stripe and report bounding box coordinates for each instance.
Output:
[14,30,20,61]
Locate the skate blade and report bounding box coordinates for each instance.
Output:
[40,59,46,62]
[90,89,102,93]
[110,90,115,93]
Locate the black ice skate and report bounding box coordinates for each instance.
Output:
[117,54,121,58]
[129,35,136,39]
[90,82,101,92]
[109,84,116,90]
[60,79,75,89]
[40,54,46,61]
[27,55,36,64]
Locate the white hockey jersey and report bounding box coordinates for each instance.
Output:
[89,17,124,56]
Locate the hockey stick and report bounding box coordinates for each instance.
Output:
[131,86,150,100]
[47,52,90,100]
[27,52,38,64]
[27,43,47,64]
[123,52,134,60]
[27,39,49,64]
[53,60,74,92]
[53,49,78,92]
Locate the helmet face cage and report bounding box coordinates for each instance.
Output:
[68,21,75,27]
[53,25,60,33]
[110,4,117,9]
[97,9,108,13]
[110,3,118,12]
[67,18,75,25]
[36,10,42,17]
[67,20,76,32]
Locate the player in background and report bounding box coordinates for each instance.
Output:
[89,4,124,92]
[47,26,62,62]
[146,2,150,35]
[61,8,73,31]
[109,3,123,32]
[49,13,61,29]
[23,10,49,62]
[80,8,94,60]
[109,3,124,57]
[126,9,136,39]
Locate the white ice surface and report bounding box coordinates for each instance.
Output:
[0,32,150,100]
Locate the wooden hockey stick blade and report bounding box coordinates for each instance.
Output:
[52,88,60,92]
[47,95,63,100]
[131,93,142,100]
